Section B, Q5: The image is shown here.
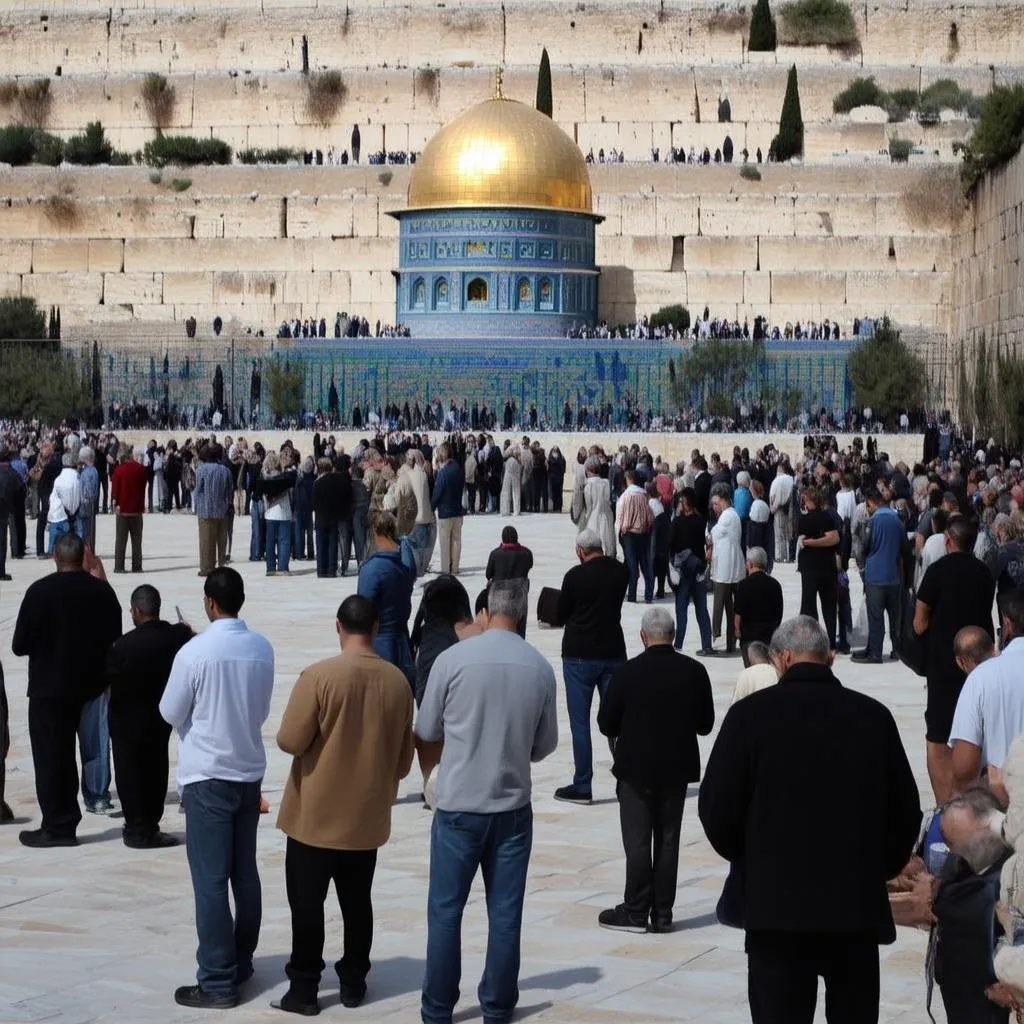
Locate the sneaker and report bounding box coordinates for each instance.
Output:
[85,801,116,815]
[598,905,649,933]
[553,785,593,805]
[19,828,79,848]
[850,650,883,664]
[174,985,238,1009]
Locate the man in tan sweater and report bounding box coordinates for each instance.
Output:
[274,594,415,1015]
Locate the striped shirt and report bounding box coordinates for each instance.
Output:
[194,461,234,519]
[615,485,654,535]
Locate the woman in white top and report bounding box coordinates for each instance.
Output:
[578,455,616,558]
[258,451,297,575]
[708,482,746,654]
[569,447,588,524]
[500,444,523,517]
[746,479,773,569]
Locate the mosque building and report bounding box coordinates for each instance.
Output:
[391,74,601,338]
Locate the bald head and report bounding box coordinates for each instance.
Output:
[954,626,996,676]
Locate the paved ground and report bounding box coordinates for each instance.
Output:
[0,510,938,1023]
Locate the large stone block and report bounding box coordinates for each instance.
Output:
[771,271,847,305]
[103,272,164,306]
[162,272,214,305]
[88,240,125,273]
[683,237,758,273]
[685,272,745,307]
[21,273,104,306]
[0,241,33,274]
[31,240,91,273]
[701,196,795,237]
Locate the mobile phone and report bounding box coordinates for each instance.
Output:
[175,605,184,623]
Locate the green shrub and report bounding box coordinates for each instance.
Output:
[649,304,691,334]
[888,136,912,162]
[169,177,192,192]
[886,88,919,123]
[16,78,52,129]
[919,78,982,119]
[378,170,393,186]
[143,134,232,167]
[64,121,113,165]
[141,73,176,133]
[769,65,803,162]
[109,149,135,166]
[832,76,885,114]
[0,124,36,166]
[958,83,1024,193]
[740,163,762,180]
[32,130,64,166]
[236,147,301,164]
[304,70,347,127]
[149,171,163,184]
[778,0,858,50]
[748,0,778,50]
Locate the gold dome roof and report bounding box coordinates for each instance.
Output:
[406,95,593,216]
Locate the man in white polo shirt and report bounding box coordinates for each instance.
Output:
[160,567,275,1010]
[949,591,1024,792]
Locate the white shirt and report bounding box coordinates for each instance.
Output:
[732,663,779,704]
[749,497,770,524]
[949,638,1024,768]
[836,489,857,523]
[48,466,82,524]
[769,474,793,512]
[710,506,745,583]
[159,618,275,787]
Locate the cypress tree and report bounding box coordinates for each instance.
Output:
[536,48,553,118]
[748,0,777,51]
[769,65,804,162]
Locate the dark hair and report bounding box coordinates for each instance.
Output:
[130,584,161,618]
[1000,588,1024,635]
[337,594,378,635]
[204,567,245,616]
[677,486,697,512]
[501,525,518,544]
[54,531,85,565]
[474,588,489,615]
[931,508,949,534]
[947,516,977,553]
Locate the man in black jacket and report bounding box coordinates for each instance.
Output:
[0,448,26,581]
[485,526,534,636]
[597,606,714,933]
[106,584,193,848]
[698,615,921,1024]
[12,532,123,847]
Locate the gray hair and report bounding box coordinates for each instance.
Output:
[710,481,733,503]
[488,579,529,626]
[769,616,830,660]
[746,640,772,665]
[736,470,751,488]
[78,446,94,465]
[584,455,603,475]
[746,546,768,569]
[575,528,604,554]
[640,606,675,641]
[61,452,75,468]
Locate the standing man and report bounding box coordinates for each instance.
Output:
[554,528,629,804]
[769,462,794,564]
[77,446,99,552]
[274,596,414,1014]
[914,517,996,805]
[415,580,558,1024]
[734,547,784,666]
[47,453,82,551]
[12,532,122,847]
[432,442,465,575]
[485,525,534,636]
[111,445,147,573]
[708,483,746,655]
[0,448,26,580]
[615,467,655,603]
[33,440,59,557]
[407,449,436,575]
[194,444,234,577]
[160,568,275,1009]
[852,488,906,665]
[796,485,840,649]
[699,617,922,1024]
[106,584,193,849]
[597,607,714,933]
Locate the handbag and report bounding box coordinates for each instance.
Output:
[536,586,562,627]
[898,587,928,677]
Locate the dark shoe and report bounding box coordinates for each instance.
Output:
[598,905,649,933]
[695,648,715,657]
[836,645,852,655]
[649,917,673,934]
[174,985,238,1009]
[236,962,254,986]
[338,983,366,1009]
[850,651,883,664]
[271,992,320,1016]
[0,800,14,823]
[553,785,593,805]
[889,651,899,661]
[85,800,116,815]
[19,828,78,848]
[0,574,11,581]
[123,830,179,849]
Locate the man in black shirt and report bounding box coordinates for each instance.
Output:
[106,584,193,848]
[555,528,629,804]
[485,526,534,635]
[914,517,996,804]
[734,547,784,666]
[797,486,840,648]
[597,607,714,933]
[12,532,122,847]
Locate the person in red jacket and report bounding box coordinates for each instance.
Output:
[111,447,147,573]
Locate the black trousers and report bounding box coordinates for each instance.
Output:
[746,930,879,1024]
[940,979,1009,1024]
[11,506,26,557]
[111,720,171,839]
[35,508,48,556]
[285,837,377,997]
[28,696,86,837]
[617,779,686,925]
[550,477,564,512]
[0,514,7,576]
[799,571,838,647]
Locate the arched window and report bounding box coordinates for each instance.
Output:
[434,277,449,308]
[517,278,533,309]
[539,277,555,311]
[412,278,426,309]
[467,277,488,303]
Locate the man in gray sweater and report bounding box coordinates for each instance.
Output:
[415,578,558,1024]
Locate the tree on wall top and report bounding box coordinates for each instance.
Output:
[536,49,553,118]
[748,0,778,51]
[769,65,804,161]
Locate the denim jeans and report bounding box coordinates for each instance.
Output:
[422,805,533,1024]
[409,521,437,576]
[866,583,902,658]
[674,575,713,651]
[265,518,292,573]
[183,778,263,996]
[249,499,265,560]
[621,531,654,602]
[46,519,70,554]
[78,689,110,806]
[316,522,339,577]
[561,658,620,792]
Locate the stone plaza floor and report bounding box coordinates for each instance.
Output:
[0,510,939,1023]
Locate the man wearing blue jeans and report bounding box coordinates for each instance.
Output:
[160,567,275,1010]
[852,489,906,665]
[554,529,630,804]
[415,580,558,1024]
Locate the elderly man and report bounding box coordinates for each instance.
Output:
[953,625,997,678]
[111,445,147,573]
[699,616,921,1024]
[77,446,99,551]
[597,606,714,933]
[734,547,783,667]
[47,452,82,553]
[194,444,234,577]
[708,483,745,656]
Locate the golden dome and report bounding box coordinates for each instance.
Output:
[406,95,593,216]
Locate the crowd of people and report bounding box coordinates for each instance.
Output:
[276,314,410,340]
[10,415,1024,1021]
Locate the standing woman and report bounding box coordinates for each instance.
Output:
[256,451,297,576]
[578,455,616,558]
[548,446,566,513]
[569,447,588,523]
[500,444,523,517]
[357,511,416,689]
[669,488,713,654]
[746,479,774,570]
